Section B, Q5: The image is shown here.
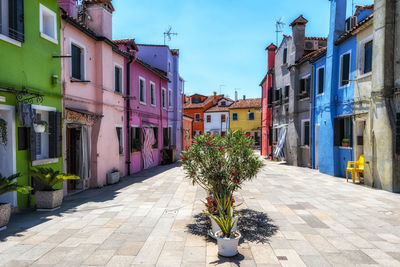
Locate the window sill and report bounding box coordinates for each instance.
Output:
[300,145,310,149]
[0,34,21,47]
[151,104,156,107]
[317,93,324,97]
[40,33,58,45]
[338,146,353,150]
[32,158,59,166]
[139,101,147,105]
[339,84,350,89]
[357,72,372,80]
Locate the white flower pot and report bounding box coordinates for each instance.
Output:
[209,216,239,237]
[107,171,120,185]
[33,124,46,133]
[215,231,241,257]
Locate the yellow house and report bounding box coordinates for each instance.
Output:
[229,98,262,146]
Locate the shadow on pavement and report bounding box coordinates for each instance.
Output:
[0,163,178,242]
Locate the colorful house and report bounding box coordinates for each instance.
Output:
[136,44,184,160]
[229,98,262,146]
[0,0,63,209]
[184,93,222,136]
[204,97,234,136]
[183,114,193,150]
[311,1,373,177]
[260,43,277,158]
[60,0,129,189]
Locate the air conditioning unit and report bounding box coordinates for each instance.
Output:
[304,40,319,51]
[345,16,357,32]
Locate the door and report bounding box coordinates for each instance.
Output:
[315,124,320,169]
[0,105,16,206]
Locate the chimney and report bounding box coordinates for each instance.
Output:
[58,0,76,17]
[290,15,308,61]
[329,0,347,41]
[235,91,238,102]
[85,0,114,39]
[266,43,277,71]
[243,95,246,100]
[213,91,217,101]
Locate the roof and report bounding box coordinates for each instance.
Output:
[335,13,374,45]
[290,15,308,27]
[259,73,269,86]
[84,0,114,12]
[135,58,169,81]
[354,4,374,16]
[183,114,193,120]
[171,49,179,56]
[229,98,261,109]
[266,43,277,51]
[297,47,327,65]
[184,94,223,109]
[305,37,327,41]
[205,105,231,113]
[137,44,180,55]
[309,47,327,63]
[113,38,139,51]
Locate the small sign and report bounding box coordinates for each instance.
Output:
[0,96,5,102]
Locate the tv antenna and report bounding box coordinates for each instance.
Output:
[275,17,285,45]
[164,26,178,45]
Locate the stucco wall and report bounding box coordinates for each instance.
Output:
[204,111,230,134]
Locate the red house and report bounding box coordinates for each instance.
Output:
[260,43,277,158]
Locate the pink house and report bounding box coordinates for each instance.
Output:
[60,0,130,191]
[115,39,169,174]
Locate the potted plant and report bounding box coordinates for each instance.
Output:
[0,173,32,229]
[0,118,7,147]
[342,138,350,147]
[107,168,120,185]
[30,167,79,210]
[207,191,241,257]
[33,120,48,133]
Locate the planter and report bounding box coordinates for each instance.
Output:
[33,123,46,133]
[36,189,63,209]
[209,216,239,237]
[107,171,120,185]
[0,203,11,228]
[341,142,349,147]
[215,231,241,257]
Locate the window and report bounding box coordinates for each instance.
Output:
[206,115,211,123]
[340,52,351,87]
[39,4,57,43]
[248,112,255,121]
[284,86,289,98]
[152,127,158,149]
[301,120,310,146]
[221,114,226,122]
[116,127,123,155]
[299,76,311,98]
[168,61,171,72]
[221,131,226,137]
[150,82,156,106]
[131,127,141,152]
[334,116,353,147]
[139,78,146,104]
[283,48,287,64]
[163,127,170,147]
[168,89,172,107]
[0,0,24,43]
[114,65,122,93]
[220,101,226,106]
[195,113,201,122]
[232,113,238,121]
[31,108,62,161]
[317,67,325,95]
[71,43,84,80]
[162,88,166,108]
[363,40,373,74]
[192,97,201,103]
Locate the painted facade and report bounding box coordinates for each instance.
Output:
[204,98,234,136]
[60,0,129,189]
[136,45,184,159]
[272,15,327,167]
[183,115,193,150]
[229,98,262,146]
[0,0,63,209]
[260,44,276,158]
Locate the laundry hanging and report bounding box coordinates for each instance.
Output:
[17,102,35,127]
[142,127,156,169]
[274,127,286,159]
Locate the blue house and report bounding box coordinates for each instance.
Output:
[311,0,373,177]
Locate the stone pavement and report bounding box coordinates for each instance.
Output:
[1,161,400,266]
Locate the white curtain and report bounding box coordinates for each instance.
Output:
[78,125,91,180]
[142,127,155,169]
[274,127,286,159]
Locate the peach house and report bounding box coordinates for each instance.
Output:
[59,0,129,191]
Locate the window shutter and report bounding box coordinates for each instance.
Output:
[48,111,62,158]
[267,88,272,107]
[334,118,341,146]
[130,127,134,152]
[318,68,324,94]
[71,45,82,80]
[364,41,373,74]
[8,0,24,42]
[342,54,350,85]
[29,127,37,161]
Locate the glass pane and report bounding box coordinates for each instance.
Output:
[364,41,373,74]
[71,44,81,80]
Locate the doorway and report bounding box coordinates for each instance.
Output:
[0,105,16,206]
[315,124,320,169]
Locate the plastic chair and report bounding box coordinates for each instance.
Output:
[355,155,364,182]
[346,155,364,184]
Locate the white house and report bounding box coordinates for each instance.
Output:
[204,98,234,136]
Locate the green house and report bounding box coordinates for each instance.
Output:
[0,0,63,209]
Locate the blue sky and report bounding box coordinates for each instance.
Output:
[113,0,373,99]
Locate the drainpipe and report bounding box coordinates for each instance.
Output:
[126,46,136,176]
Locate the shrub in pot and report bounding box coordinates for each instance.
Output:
[31,167,79,209]
[107,168,120,185]
[0,173,32,228]
[33,120,48,133]
[206,194,238,236]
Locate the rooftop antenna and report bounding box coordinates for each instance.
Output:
[275,17,285,45]
[164,26,178,45]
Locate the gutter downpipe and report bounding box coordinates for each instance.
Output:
[126,46,136,176]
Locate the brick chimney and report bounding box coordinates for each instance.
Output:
[213,91,217,102]
[243,95,246,100]
[85,0,114,39]
[58,0,76,17]
[290,15,308,61]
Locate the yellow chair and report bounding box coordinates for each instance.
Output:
[346,155,364,184]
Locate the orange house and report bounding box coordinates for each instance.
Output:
[183,114,193,150]
[184,92,222,136]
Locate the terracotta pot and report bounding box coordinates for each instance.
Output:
[341,142,349,147]
[215,231,241,257]
[36,189,63,209]
[0,203,11,228]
